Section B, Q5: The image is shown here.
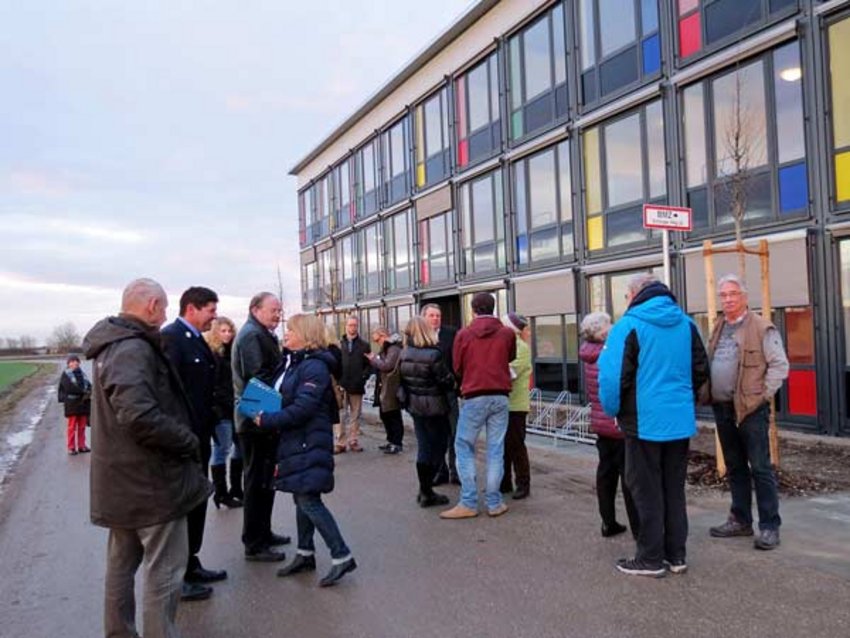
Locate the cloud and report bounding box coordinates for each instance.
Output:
[7,170,73,197]
[0,213,147,244]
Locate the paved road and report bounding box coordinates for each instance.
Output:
[1,382,849,638]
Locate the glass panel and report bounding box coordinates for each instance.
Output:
[529,149,558,228]
[600,0,636,57]
[424,92,444,158]
[839,241,850,364]
[774,43,804,164]
[489,55,500,122]
[468,62,490,132]
[713,61,768,176]
[579,0,596,71]
[552,4,567,85]
[588,274,606,312]
[472,175,495,243]
[646,100,666,198]
[599,45,639,96]
[641,0,659,32]
[605,113,643,207]
[829,18,850,149]
[390,121,406,177]
[534,316,564,358]
[679,0,699,14]
[557,141,572,222]
[705,0,762,45]
[786,307,814,365]
[584,127,602,214]
[362,143,375,192]
[524,16,552,101]
[509,35,523,110]
[684,84,707,188]
[530,227,559,261]
[606,206,645,247]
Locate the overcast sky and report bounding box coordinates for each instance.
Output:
[0,0,470,343]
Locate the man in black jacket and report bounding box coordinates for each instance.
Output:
[161,286,226,601]
[335,315,371,453]
[232,292,290,562]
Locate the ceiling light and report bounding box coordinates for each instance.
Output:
[780,67,802,82]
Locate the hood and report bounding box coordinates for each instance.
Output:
[467,316,505,338]
[291,347,339,372]
[82,315,160,360]
[579,340,603,364]
[626,282,685,328]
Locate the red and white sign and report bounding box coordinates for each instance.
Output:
[642,204,692,231]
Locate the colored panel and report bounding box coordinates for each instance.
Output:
[829,18,850,148]
[416,163,426,188]
[587,216,603,251]
[678,0,699,15]
[642,34,660,75]
[837,151,850,203]
[679,13,701,58]
[786,307,814,365]
[456,78,467,138]
[458,139,469,168]
[779,162,808,213]
[583,127,602,215]
[787,369,817,417]
[511,110,524,139]
[641,0,658,33]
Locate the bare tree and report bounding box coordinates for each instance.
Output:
[19,335,37,349]
[48,322,82,353]
[4,337,20,350]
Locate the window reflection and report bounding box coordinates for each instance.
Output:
[713,61,768,176]
[605,113,643,206]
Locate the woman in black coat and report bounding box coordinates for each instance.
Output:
[57,354,92,455]
[398,317,456,507]
[256,314,356,587]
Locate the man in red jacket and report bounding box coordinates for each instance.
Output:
[440,292,516,519]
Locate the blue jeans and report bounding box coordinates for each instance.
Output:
[293,493,351,560]
[211,420,242,465]
[454,395,509,510]
[713,402,781,530]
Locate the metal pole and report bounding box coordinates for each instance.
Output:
[662,230,671,286]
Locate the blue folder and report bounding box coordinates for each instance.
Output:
[238,378,283,419]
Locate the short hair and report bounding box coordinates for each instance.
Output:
[420,303,441,316]
[371,325,389,339]
[249,292,277,312]
[404,316,437,348]
[345,315,359,325]
[471,292,495,316]
[580,312,612,342]
[179,286,218,315]
[717,273,748,294]
[204,316,235,354]
[66,354,81,364]
[121,278,166,312]
[287,314,327,350]
[626,272,660,297]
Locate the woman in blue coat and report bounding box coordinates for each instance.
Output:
[256,314,356,587]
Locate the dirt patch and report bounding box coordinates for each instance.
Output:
[688,427,850,497]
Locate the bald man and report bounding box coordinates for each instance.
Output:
[83,278,212,637]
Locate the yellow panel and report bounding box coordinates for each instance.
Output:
[837,151,850,203]
[587,215,603,251]
[830,18,850,148]
[416,163,426,188]
[584,127,602,215]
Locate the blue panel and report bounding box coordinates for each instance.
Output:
[516,234,529,265]
[641,0,658,33]
[642,34,660,76]
[779,162,808,213]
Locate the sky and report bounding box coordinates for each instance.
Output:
[0,0,471,344]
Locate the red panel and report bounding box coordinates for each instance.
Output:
[787,369,817,417]
[679,13,702,58]
[420,260,430,286]
[458,139,469,167]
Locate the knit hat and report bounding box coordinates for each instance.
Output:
[502,312,528,333]
[470,292,495,316]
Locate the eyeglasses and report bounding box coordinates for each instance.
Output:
[719,291,742,299]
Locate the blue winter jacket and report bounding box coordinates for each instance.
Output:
[598,282,709,442]
[261,348,337,495]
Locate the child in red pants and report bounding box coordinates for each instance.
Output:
[58,354,92,455]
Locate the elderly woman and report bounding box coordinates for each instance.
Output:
[579,311,638,538]
[256,314,356,587]
[398,316,456,507]
[500,312,532,500]
[367,326,404,454]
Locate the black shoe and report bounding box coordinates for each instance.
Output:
[245,547,286,562]
[709,517,754,538]
[377,443,391,451]
[754,529,780,550]
[419,492,450,508]
[601,522,628,537]
[276,554,317,577]
[383,444,402,455]
[185,566,228,583]
[78,446,91,453]
[181,582,213,601]
[319,557,357,587]
[664,558,688,574]
[267,532,291,546]
[499,482,513,494]
[615,558,666,578]
[512,486,530,500]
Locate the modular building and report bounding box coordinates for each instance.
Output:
[290,0,850,436]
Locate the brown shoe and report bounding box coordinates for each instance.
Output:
[333,445,346,455]
[488,503,509,517]
[439,504,478,520]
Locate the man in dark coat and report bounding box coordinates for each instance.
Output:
[335,315,371,453]
[161,286,226,600]
[232,292,290,562]
[83,278,211,638]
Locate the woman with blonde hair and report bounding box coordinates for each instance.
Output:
[398,316,456,507]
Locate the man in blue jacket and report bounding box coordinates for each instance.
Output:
[599,273,709,577]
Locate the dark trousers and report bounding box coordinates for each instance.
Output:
[624,436,690,566]
[595,436,639,532]
[713,402,781,530]
[380,409,404,446]
[240,431,280,553]
[186,437,210,575]
[446,393,459,476]
[293,493,350,560]
[413,415,449,466]
[502,411,530,490]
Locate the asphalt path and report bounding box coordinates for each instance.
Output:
[1,380,849,638]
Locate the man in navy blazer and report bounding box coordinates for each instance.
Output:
[161,286,226,601]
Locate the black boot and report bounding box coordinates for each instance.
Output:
[416,462,449,508]
[211,464,242,509]
[229,458,244,501]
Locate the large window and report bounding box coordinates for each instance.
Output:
[682,43,807,231]
[299,178,331,245]
[588,267,660,321]
[456,52,501,169]
[579,0,661,106]
[387,304,414,334]
[531,314,579,394]
[415,87,451,189]
[336,234,357,304]
[301,261,318,309]
[332,158,355,230]
[318,247,335,308]
[508,3,568,142]
[419,211,454,286]
[384,209,414,291]
[828,16,850,208]
[360,222,383,298]
[583,100,666,251]
[356,138,380,218]
[382,116,411,206]
[513,139,574,267]
[459,169,506,277]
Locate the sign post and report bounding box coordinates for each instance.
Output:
[642,204,693,286]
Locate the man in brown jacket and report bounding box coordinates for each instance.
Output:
[707,274,789,551]
[83,278,211,638]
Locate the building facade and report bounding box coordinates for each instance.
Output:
[291,0,850,436]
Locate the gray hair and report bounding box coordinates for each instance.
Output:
[717,273,748,294]
[580,311,612,342]
[626,272,660,297]
[121,278,165,312]
[420,303,441,316]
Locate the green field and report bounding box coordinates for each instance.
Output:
[0,361,39,392]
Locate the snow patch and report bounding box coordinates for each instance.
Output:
[0,384,53,491]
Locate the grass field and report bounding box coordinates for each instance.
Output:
[0,361,39,392]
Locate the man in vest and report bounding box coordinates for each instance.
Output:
[707,274,789,550]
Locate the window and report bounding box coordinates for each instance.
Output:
[360,222,383,298]
[381,116,411,206]
[583,100,666,251]
[384,209,414,291]
[579,0,661,106]
[298,189,308,246]
[461,289,508,325]
[300,178,331,244]
[336,234,357,304]
[513,139,574,266]
[415,87,451,189]
[508,3,568,141]
[332,158,355,230]
[318,247,335,308]
[356,138,380,218]
[456,52,501,168]
[301,261,318,309]
[359,307,384,351]
[677,0,798,61]
[458,169,506,277]
[588,267,660,321]
[828,16,850,208]
[387,304,414,334]
[682,43,807,232]
[531,314,579,394]
[419,211,455,286]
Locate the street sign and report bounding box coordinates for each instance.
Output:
[643,204,693,231]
